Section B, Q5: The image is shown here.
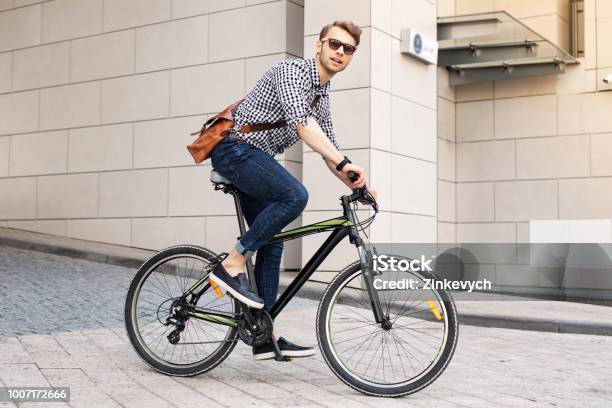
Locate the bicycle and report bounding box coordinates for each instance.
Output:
[124,169,458,397]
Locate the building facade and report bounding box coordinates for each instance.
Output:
[1,0,611,291]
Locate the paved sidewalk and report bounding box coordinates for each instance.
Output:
[1,300,611,407]
[1,228,612,407]
[2,226,612,336]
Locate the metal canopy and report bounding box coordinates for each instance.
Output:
[437,12,578,86]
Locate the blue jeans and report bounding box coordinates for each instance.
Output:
[210,137,308,310]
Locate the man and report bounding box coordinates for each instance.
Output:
[209,20,377,360]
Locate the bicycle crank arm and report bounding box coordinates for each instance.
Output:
[270,336,291,362]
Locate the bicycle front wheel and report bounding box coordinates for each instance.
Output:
[316,259,458,397]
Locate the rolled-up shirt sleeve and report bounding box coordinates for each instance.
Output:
[271,62,311,130]
[319,111,340,150]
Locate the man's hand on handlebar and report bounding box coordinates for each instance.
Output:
[344,167,378,207]
[341,163,366,188]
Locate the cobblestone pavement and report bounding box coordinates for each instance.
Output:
[1,245,612,407]
[0,245,134,336]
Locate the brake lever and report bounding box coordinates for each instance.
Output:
[359,191,379,213]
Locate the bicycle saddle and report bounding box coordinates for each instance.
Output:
[210,169,233,185]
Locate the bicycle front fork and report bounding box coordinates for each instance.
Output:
[357,244,386,324]
[347,223,385,324]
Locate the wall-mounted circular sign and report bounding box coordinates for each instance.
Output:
[413,33,423,54]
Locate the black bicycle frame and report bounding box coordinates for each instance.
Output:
[228,184,353,318]
[184,182,384,325]
[269,226,349,318]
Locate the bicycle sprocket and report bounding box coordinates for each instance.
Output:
[237,310,273,347]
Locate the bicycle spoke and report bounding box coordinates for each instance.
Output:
[141,284,171,300]
[325,267,451,388]
[393,325,440,350]
[341,328,382,363]
[351,329,384,375]
[129,253,236,367]
[389,330,428,366]
[332,321,376,335]
[156,270,175,299]
[389,330,419,372]
[331,313,376,325]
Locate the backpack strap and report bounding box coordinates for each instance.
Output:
[240,94,321,134]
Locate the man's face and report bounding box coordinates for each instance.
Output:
[316,26,356,74]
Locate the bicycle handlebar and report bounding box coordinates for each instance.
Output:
[346,170,378,212]
[347,170,366,195]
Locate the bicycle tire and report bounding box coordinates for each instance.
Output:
[316,260,459,397]
[124,245,239,376]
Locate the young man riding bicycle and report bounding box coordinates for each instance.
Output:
[208,20,378,360]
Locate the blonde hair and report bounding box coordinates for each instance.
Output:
[319,20,362,47]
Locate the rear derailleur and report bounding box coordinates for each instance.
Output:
[165,298,188,345]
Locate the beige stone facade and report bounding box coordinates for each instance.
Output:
[1,0,611,287]
[438,0,612,246]
[0,0,307,272]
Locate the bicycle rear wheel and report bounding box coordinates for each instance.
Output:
[316,259,458,397]
[125,245,238,376]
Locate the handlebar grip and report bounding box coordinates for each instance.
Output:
[347,170,359,183]
[347,170,377,212]
[347,170,367,196]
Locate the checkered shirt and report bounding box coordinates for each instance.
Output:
[227,57,339,156]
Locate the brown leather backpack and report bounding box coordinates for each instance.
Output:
[186,95,321,164]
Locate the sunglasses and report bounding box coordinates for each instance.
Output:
[322,38,357,55]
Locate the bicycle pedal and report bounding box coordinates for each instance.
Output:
[209,279,224,298]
